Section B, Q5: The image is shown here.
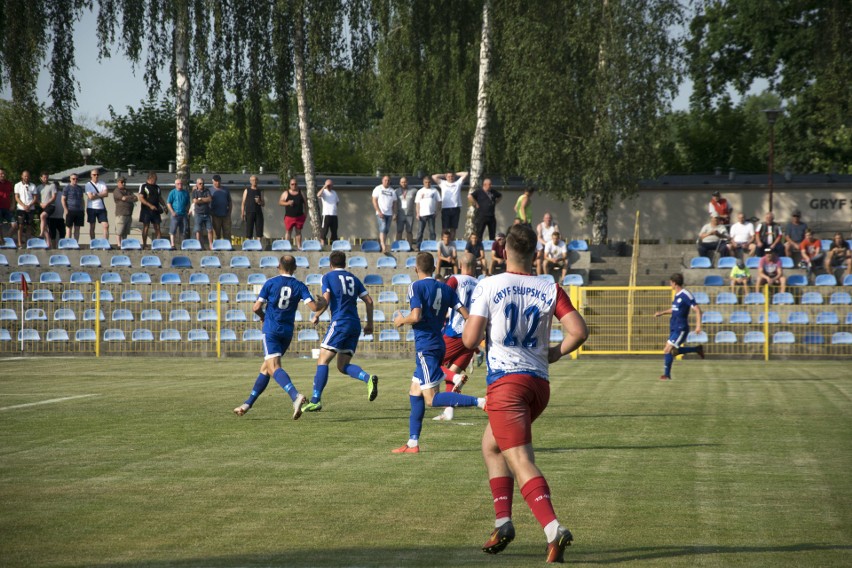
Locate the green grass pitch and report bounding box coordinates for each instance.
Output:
[0,357,850,567]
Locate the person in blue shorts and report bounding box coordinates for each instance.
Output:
[391,252,485,453]
[301,251,379,412]
[654,273,704,381]
[233,255,326,419]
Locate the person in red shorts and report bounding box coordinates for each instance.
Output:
[279,178,306,249]
[463,223,588,563]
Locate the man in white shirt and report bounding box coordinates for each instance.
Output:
[727,212,756,258]
[13,170,38,247]
[84,169,109,242]
[432,169,468,241]
[317,179,339,245]
[543,231,569,281]
[371,175,397,253]
[415,176,440,247]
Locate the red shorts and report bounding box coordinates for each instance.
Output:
[443,335,475,372]
[285,215,306,231]
[486,374,550,451]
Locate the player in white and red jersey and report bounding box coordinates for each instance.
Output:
[463,224,588,564]
[433,252,480,422]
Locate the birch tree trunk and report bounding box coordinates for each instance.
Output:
[591,0,609,244]
[174,0,191,185]
[292,11,321,240]
[464,0,492,239]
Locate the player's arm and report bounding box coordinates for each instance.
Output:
[310,290,331,325]
[362,293,374,335]
[692,305,702,334]
[305,295,327,314]
[456,171,469,182]
[394,307,421,328]
[548,310,588,363]
[462,314,486,350]
[654,308,672,317]
[252,299,266,323]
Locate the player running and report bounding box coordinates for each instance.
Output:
[462,224,588,563]
[233,255,326,419]
[301,251,379,412]
[653,272,704,381]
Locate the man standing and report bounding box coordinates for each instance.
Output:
[514,187,534,226]
[62,174,86,241]
[210,174,232,242]
[191,178,214,249]
[112,177,138,248]
[395,177,416,245]
[414,176,440,247]
[14,170,38,247]
[41,179,65,248]
[468,178,502,241]
[653,273,704,381]
[432,169,468,241]
[166,178,190,249]
[462,223,588,563]
[317,179,339,246]
[0,168,14,242]
[84,170,109,243]
[138,171,164,249]
[708,191,732,225]
[279,178,305,248]
[371,175,397,253]
[243,175,267,241]
[37,172,59,248]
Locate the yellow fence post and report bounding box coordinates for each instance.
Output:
[95,281,100,358]
[216,281,222,358]
[763,284,770,361]
[570,285,579,359]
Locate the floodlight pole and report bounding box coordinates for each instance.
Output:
[762,109,782,213]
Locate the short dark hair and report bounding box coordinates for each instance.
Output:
[40,170,49,177]
[442,229,452,237]
[670,273,684,287]
[416,251,435,274]
[147,171,157,181]
[505,224,537,259]
[117,176,126,183]
[279,255,297,273]
[329,251,346,268]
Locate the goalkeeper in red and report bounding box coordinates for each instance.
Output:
[462,224,588,563]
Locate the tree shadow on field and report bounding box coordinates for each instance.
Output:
[537,443,720,453]
[575,542,852,564]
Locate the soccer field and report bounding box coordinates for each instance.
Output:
[0,357,850,567]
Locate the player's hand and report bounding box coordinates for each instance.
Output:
[547,345,563,363]
[654,312,661,317]
[310,315,319,326]
[695,325,702,334]
[363,323,373,336]
[394,315,404,328]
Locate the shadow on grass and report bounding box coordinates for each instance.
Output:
[538,443,720,453]
[576,543,852,564]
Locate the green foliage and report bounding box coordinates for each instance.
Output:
[0,100,88,175]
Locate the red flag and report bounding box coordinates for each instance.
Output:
[20,273,28,297]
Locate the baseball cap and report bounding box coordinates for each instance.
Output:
[212,174,221,182]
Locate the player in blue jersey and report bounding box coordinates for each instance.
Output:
[300,251,379,412]
[654,273,704,381]
[391,252,486,453]
[233,255,326,419]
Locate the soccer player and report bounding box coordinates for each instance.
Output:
[233,255,326,419]
[653,272,704,381]
[433,252,479,422]
[462,223,588,563]
[392,252,485,453]
[301,251,379,412]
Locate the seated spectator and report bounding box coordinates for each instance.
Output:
[465,232,487,275]
[535,212,558,274]
[727,212,756,258]
[729,260,751,294]
[437,229,457,275]
[755,212,784,257]
[708,190,732,225]
[490,232,507,275]
[824,232,852,277]
[783,210,807,260]
[798,228,823,271]
[697,213,728,258]
[543,231,569,281]
[755,248,786,294]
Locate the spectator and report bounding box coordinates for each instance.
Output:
[514,186,534,226]
[371,175,397,253]
[138,171,164,249]
[543,230,569,281]
[191,178,214,249]
[755,212,784,257]
[489,232,507,275]
[112,176,138,248]
[317,178,339,245]
[697,213,729,259]
[62,173,86,241]
[437,229,457,275]
[166,178,190,249]
[279,178,306,248]
[783,210,807,260]
[84,169,109,243]
[432,169,468,241]
[468,178,502,241]
[43,180,65,248]
[396,177,416,244]
[727,212,756,258]
[14,170,38,247]
[824,232,852,278]
[755,248,786,294]
[414,176,440,247]
[798,228,823,272]
[535,212,559,274]
[708,190,732,225]
[242,175,266,241]
[465,232,487,276]
[210,174,232,242]
[0,168,14,242]
[729,259,751,294]
[37,172,61,249]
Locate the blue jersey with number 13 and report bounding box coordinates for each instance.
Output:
[258,275,314,336]
[322,268,367,324]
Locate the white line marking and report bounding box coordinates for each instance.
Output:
[0,394,100,411]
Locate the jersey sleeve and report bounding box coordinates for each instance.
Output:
[448,288,462,311]
[297,281,315,304]
[257,280,271,303]
[446,276,458,290]
[320,273,331,295]
[553,286,575,319]
[468,282,489,319]
[355,277,368,298]
[408,283,422,310]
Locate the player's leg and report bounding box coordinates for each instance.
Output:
[233,359,272,416]
[661,337,678,380]
[481,422,516,554]
[323,321,378,400]
[264,334,306,419]
[304,348,336,411]
[392,379,426,454]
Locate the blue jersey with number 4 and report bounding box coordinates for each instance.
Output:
[322,269,367,324]
[408,278,461,352]
[258,275,314,336]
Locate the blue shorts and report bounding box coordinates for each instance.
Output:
[321,319,361,355]
[263,332,293,360]
[667,329,688,347]
[194,214,213,233]
[413,349,445,389]
[87,208,108,224]
[376,214,392,235]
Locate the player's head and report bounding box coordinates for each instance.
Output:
[329,251,346,268]
[505,223,537,264]
[279,255,297,274]
[669,273,684,288]
[459,252,476,275]
[415,251,435,277]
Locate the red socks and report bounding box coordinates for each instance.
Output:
[520,476,557,528]
[489,476,514,519]
[441,367,455,391]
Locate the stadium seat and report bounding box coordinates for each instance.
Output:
[151,290,172,303]
[17,329,41,341]
[844,275,852,286]
[111,308,134,321]
[2,289,23,302]
[690,257,711,269]
[53,308,76,321]
[419,240,438,252]
[10,271,31,283]
[779,256,794,269]
[297,329,320,341]
[692,291,709,305]
[46,329,69,342]
[179,290,201,303]
[243,329,263,341]
[218,273,239,285]
[0,253,6,266]
[771,292,794,305]
[235,290,256,303]
[360,240,381,253]
[703,275,724,286]
[847,313,852,325]
[772,331,795,344]
[79,255,101,267]
[48,254,70,267]
[729,311,751,324]
[567,240,589,252]
[745,257,760,269]
[131,272,152,285]
[786,274,807,287]
[160,329,182,341]
[271,239,292,251]
[0,308,16,320]
[61,290,84,303]
[75,329,96,341]
[364,274,384,286]
[829,292,851,305]
[831,332,852,345]
[151,239,171,251]
[482,240,494,250]
[820,239,832,251]
[120,238,142,250]
[305,273,323,286]
[549,328,564,343]
[160,273,182,285]
[359,330,373,342]
[24,308,47,321]
[390,240,410,252]
[701,311,723,324]
[100,272,122,284]
[0,237,16,248]
[247,273,266,285]
[716,257,736,269]
[405,257,417,269]
[17,254,39,266]
[169,309,191,322]
[212,239,233,251]
[132,329,154,341]
[814,274,837,286]
[141,255,162,268]
[714,331,736,343]
[242,239,263,251]
[295,256,309,268]
[57,238,79,250]
[39,272,61,284]
[743,292,765,305]
[208,290,229,303]
[32,289,55,302]
[376,256,397,269]
[171,256,192,268]
[300,239,322,252]
[379,329,400,342]
[70,272,92,284]
[225,309,247,322]
[230,256,251,269]
[452,239,466,250]
[538,274,555,284]
[198,309,217,322]
[259,256,278,268]
[110,255,132,268]
[715,292,737,305]
[370,309,386,322]
[378,291,399,304]
[686,330,708,343]
[0,328,11,341]
[188,328,210,341]
[800,292,823,305]
[103,329,125,341]
[743,331,765,344]
[318,256,330,269]
[200,256,221,268]
[562,274,585,286]
[187,273,209,285]
[26,238,48,250]
[180,239,202,251]
[120,290,143,303]
[83,309,105,322]
[95,291,114,304]
[815,312,839,325]
[220,329,237,342]
[90,238,111,250]
[141,309,163,322]
[787,311,809,324]
[331,239,352,252]
[392,274,412,285]
[347,256,367,269]
[405,329,415,342]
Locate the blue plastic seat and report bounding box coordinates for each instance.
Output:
[247,273,267,285]
[49,254,70,267]
[390,240,410,252]
[17,254,39,266]
[331,239,353,252]
[0,237,15,248]
[305,273,323,286]
[120,290,143,303]
[70,272,92,284]
[562,274,585,286]
[772,331,795,344]
[318,256,330,268]
[392,274,412,286]
[786,274,807,287]
[140,309,163,322]
[110,255,132,268]
[61,289,84,302]
[90,238,111,250]
[690,257,711,269]
[729,311,751,324]
[171,256,193,268]
[131,272,152,285]
[743,292,765,305]
[419,240,438,252]
[242,239,262,251]
[703,275,724,286]
[57,238,79,250]
[295,256,310,268]
[405,329,415,342]
[179,290,201,303]
[83,309,105,322]
[453,240,466,250]
[259,256,278,268]
[225,309,247,322]
[743,331,765,344]
[771,292,794,305]
[111,308,134,321]
[746,257,760,269]
[814,274,837,286]
[716,257,736,269]
[17,329,41,341]
[758,311,780,324]
[0,308,17,320]
[160,273,182,285]
[218,273,239,285]
[0,328,12,340]
[103,328,126,341]
[95,289,114,302]
[75,328,96,341]
[200,256,221,268]
[10,271,31,283]
[160,329,182,341]
[300,239,322,252]
[687,331,708,344]
[32,289,55,302]
[370,309,386,322]
[212,239,233,251]
[141,255,162,268]
[120,238,142,250]
[53,308,75,321]
[230,256,251,269]
[787,311,809,324]
[151,290,172,303]
[271,239,292,251]
[405,257,417,269]
[169,309,191,322]
[298,329,320,341]
[831,332,852,345]
[549,328,564,343]
[844,275,852,286]
[180,239,202,251]
[567,240,589,251]
[692,291,709,305]
[715,292,737,305]
[80,255,101,267]
[379,329,400,342]
[235,290,255,304]
[361,240,381,253]
[198,309,218,322]
[847,313,852,325]
[0,253,5,266]
[829,292,851,305]
[26,238,48,250]
[24,308,47,321]
[536,274,554,284]
[378,291,399,304]
[364,274,384,286]
[151,239,171,251]
[701,311,723,324]
[39,272,61,284]
[46,329,69,342]
[348,256,368,269]
[208,290,229,303]
[188,329,210,341]
[100,272,122,284]
[376,256,397,269]
[815,312,838,325]
[220,329,237,341]
[132,328,154,341]
[714,331,736,343]
[779,256,794,269]
[242,329,263,341]
[800,292,823,305]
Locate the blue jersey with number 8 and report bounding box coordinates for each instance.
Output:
[258,275,314,337]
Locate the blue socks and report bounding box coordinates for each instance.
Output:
[679,346,697,354]
[245,373,270,406]
[273,368,299,401]
[409,395,425,440]
[311,365,330,403]
[664,353,674,377]
[343,364,369,383]
[432,392,480,407]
